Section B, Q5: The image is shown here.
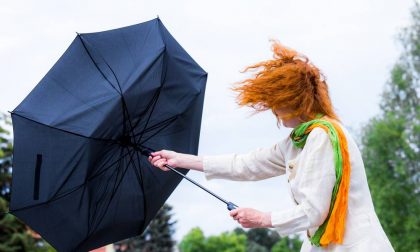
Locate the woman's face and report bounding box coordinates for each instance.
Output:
[273,108,302,128]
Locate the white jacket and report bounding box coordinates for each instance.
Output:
[202,122,394,251]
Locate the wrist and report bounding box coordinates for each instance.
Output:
[178,153,203,171]
[262,212,273,228]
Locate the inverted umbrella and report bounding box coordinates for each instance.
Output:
[9,18,236,251]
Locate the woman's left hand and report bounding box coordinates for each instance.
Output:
[229,207,272,228]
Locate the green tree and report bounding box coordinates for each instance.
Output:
[360,3,420,252]
[178,227,206,252]
[206,231,247,252]
[114,203,177,252]
[0,112,12,201]
[0,198,54,252]
[181,227,302,252]
[234,227,289,252]
[246,228,280,251]
[247,242,268,252]
[179,227,247,252]
[271,236,302,252]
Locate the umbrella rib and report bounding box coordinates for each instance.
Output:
[121,98,137,142]
[77,34,121,94]
[135,148,161,183]
[134,150,148,227]
[86,147,131,181]
[126,48,167,131]
[135,52,167,145]
[88,146,125,236]
[77,35,139,145]
[78,33,127,95]
[84,144,121,180]
[130,88,160,131]
[135,87,162,145]
[138,116,179,145]
[87,145,138,238]
[9,179,85,213]
[11,112,118,144]
[133,114,178,138]
[50,142,117,201]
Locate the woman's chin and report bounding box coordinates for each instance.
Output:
[282,122,292,128]
[282,121,299,128]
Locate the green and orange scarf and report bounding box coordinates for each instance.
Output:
[290,115,350,247]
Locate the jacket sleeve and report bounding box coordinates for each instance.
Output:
[270,128,337,236]
[202,138,287,181]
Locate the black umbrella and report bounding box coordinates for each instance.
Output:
[9,18,236,251]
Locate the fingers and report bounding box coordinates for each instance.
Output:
[151,150,170,158]
[147,152,170,171]
[147,155,162,166]
[230,208,242,221]
[147,149,183,172]
[150,150,163,157]
[229,208,261,228]
[150,155,162,164]
[229,209,238,217]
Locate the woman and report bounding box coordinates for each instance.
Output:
[148,41,394,251]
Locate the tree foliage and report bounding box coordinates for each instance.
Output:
[245,228,280,251]
[0,113,13,201]
[179,227,246,252]
[179,227,301,252]
[360,3,420,252]
[271,236,302,252]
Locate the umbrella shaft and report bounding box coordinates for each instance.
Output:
[138,146,237,210]
[163,164,230,205]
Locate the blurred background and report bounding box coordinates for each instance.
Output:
[0,1,418,251]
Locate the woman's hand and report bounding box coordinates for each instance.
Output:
[230,207,272,228]
[148,150,204,172]
[148,150,180,171]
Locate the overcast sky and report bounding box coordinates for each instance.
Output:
[0,0,414,243]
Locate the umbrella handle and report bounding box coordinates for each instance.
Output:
[227,202,238,211]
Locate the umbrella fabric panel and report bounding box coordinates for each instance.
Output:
[10,114,115,209]
[13,37,122,139]
[80,19,166,95]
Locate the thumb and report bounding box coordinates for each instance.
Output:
[230,209,239,217]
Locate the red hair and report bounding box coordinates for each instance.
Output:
[232,40,340,122]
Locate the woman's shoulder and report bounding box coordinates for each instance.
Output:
[309,117,352,139]
[276,133,301,159]
[278,125,331,157]
[309,118,362,157]
[296,118,356,150]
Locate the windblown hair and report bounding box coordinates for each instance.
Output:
[232,40,340,123]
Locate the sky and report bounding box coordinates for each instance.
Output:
[0,0,415,243]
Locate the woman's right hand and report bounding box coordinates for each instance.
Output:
[148,150,204,172]
[148,150,179,171]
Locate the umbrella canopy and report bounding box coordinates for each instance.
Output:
[9,18,207,251]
